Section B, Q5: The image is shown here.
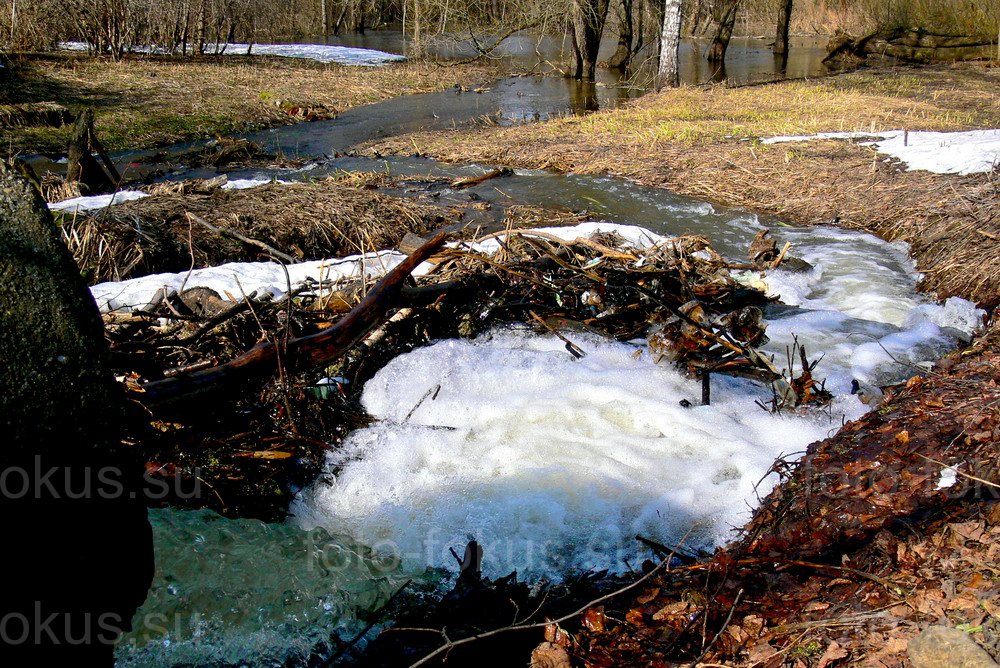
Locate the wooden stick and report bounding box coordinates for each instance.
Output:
[450,167,513,190]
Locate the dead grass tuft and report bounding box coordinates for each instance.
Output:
[59,174,456,284]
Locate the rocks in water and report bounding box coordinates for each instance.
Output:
[0,163,153,663]
[908,626,1000,668]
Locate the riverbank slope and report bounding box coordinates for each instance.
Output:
[0,52,507,155]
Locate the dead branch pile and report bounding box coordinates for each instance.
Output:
[105,224,824,519]
[58,176,454,284]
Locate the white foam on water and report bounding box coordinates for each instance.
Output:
[745,225,983,389]
[293,222,984,578]
[293,328,860,577]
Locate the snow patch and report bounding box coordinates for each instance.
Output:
[48,191,148,213]
[936,466,958,491]
[221,178,292,190]
[90,251,414,313]
[60,40,405,66]
[761,129,1000,176]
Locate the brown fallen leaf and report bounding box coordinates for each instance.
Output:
[816,640,849,668]
[582,607,606,633]
[530,641,571,668]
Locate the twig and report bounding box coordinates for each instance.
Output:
[407,528,695,668]
[688,589,744,667]
[186,211,296,264]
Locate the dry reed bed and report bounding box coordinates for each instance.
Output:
[59,177,455,284]
[366,65,1000,309]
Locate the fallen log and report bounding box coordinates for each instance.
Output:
[130,232,447,406]
[450,167,513,190]
[824,27,996,64]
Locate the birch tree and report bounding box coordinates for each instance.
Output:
[656,0,682,89]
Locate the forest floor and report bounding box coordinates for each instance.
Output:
[0,51,509,156]
[352,62,1000,666]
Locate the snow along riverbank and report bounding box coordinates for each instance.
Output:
[761,129,1000,176]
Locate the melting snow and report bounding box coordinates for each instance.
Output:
[761,129,1000,176]
[59,41,405,66]
[48,191,148,213]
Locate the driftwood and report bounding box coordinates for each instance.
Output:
[66,108,121,194]
[450,167,513,190]
[130,232,447,406]
[825,27,995,64]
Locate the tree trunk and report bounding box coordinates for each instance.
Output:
[572,0,611,80]
[320,0,328,36]
[196,0,208,55]
[656,0,682,89]
[412,0,423,57]
[774,0,792,55]
[66,109,118,195]
[607,0,634,71]
[707,0,738,63]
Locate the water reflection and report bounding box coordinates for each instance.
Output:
[293,31,830,87]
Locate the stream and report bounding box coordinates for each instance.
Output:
[40,40,972,665]
[113,162,982,667]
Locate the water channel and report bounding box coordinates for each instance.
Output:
[32,35,975,666]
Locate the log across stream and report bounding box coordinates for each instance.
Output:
[106,161,984,666]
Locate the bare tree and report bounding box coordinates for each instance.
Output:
[656,0,682,89]
[706,0,737,63]
[774,0,792,55]
[607,0,634,70]
[572,0,610,79]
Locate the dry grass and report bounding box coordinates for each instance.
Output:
[365,64,1000,309]
[0,52,506,155]
[58,173,458,284]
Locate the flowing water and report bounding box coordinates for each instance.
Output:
[35,35,968,664]
[115,160,983,666]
